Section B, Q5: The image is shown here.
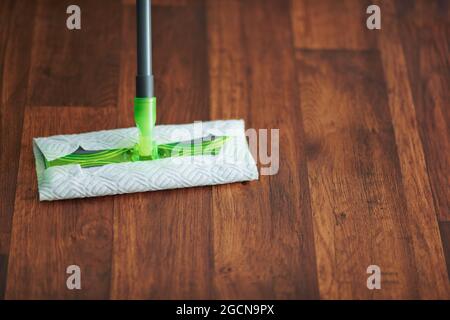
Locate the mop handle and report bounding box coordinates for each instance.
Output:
[134,0,157,158]
[136,0,154,98]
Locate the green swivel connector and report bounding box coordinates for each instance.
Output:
[134,97,158,159]
[134,1,157,160]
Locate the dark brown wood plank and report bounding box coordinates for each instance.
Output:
[207,0,319,299]
[6,107,116,299]
[27,0,122,107]
[395,0,449,222]
[376,0,450,299]
[0,255,7,299]
[0,1,11,81]
[439,222,450,280]
[111,1,213,299]
[115,2,136,128]
[291,0,376,50]
[296,49,444,299]
[0,0,36,255]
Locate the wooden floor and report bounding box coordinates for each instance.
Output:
[0,0,449,299]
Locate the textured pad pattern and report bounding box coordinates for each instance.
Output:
[33,120,258,201]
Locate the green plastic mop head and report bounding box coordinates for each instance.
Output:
[44,134,230,169]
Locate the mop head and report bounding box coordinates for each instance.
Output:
[33,120,258,201]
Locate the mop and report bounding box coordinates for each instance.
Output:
[32,0,258,201]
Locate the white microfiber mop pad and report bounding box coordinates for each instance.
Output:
[33,120,258,201]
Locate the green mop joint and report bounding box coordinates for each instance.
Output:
[134,96,157,159]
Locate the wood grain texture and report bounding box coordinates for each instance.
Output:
[111,1,213,299]
[0,255,7,299]
[440,222,450,281]
[291,0,377,50]
[376,0,449,299]
[297,50,433,299]
[207,0,319,299]
[27,0,122,107]
[0,0,36,255]
[6,107,116,299]
[1,0,449,299]
[395,0,449,222]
